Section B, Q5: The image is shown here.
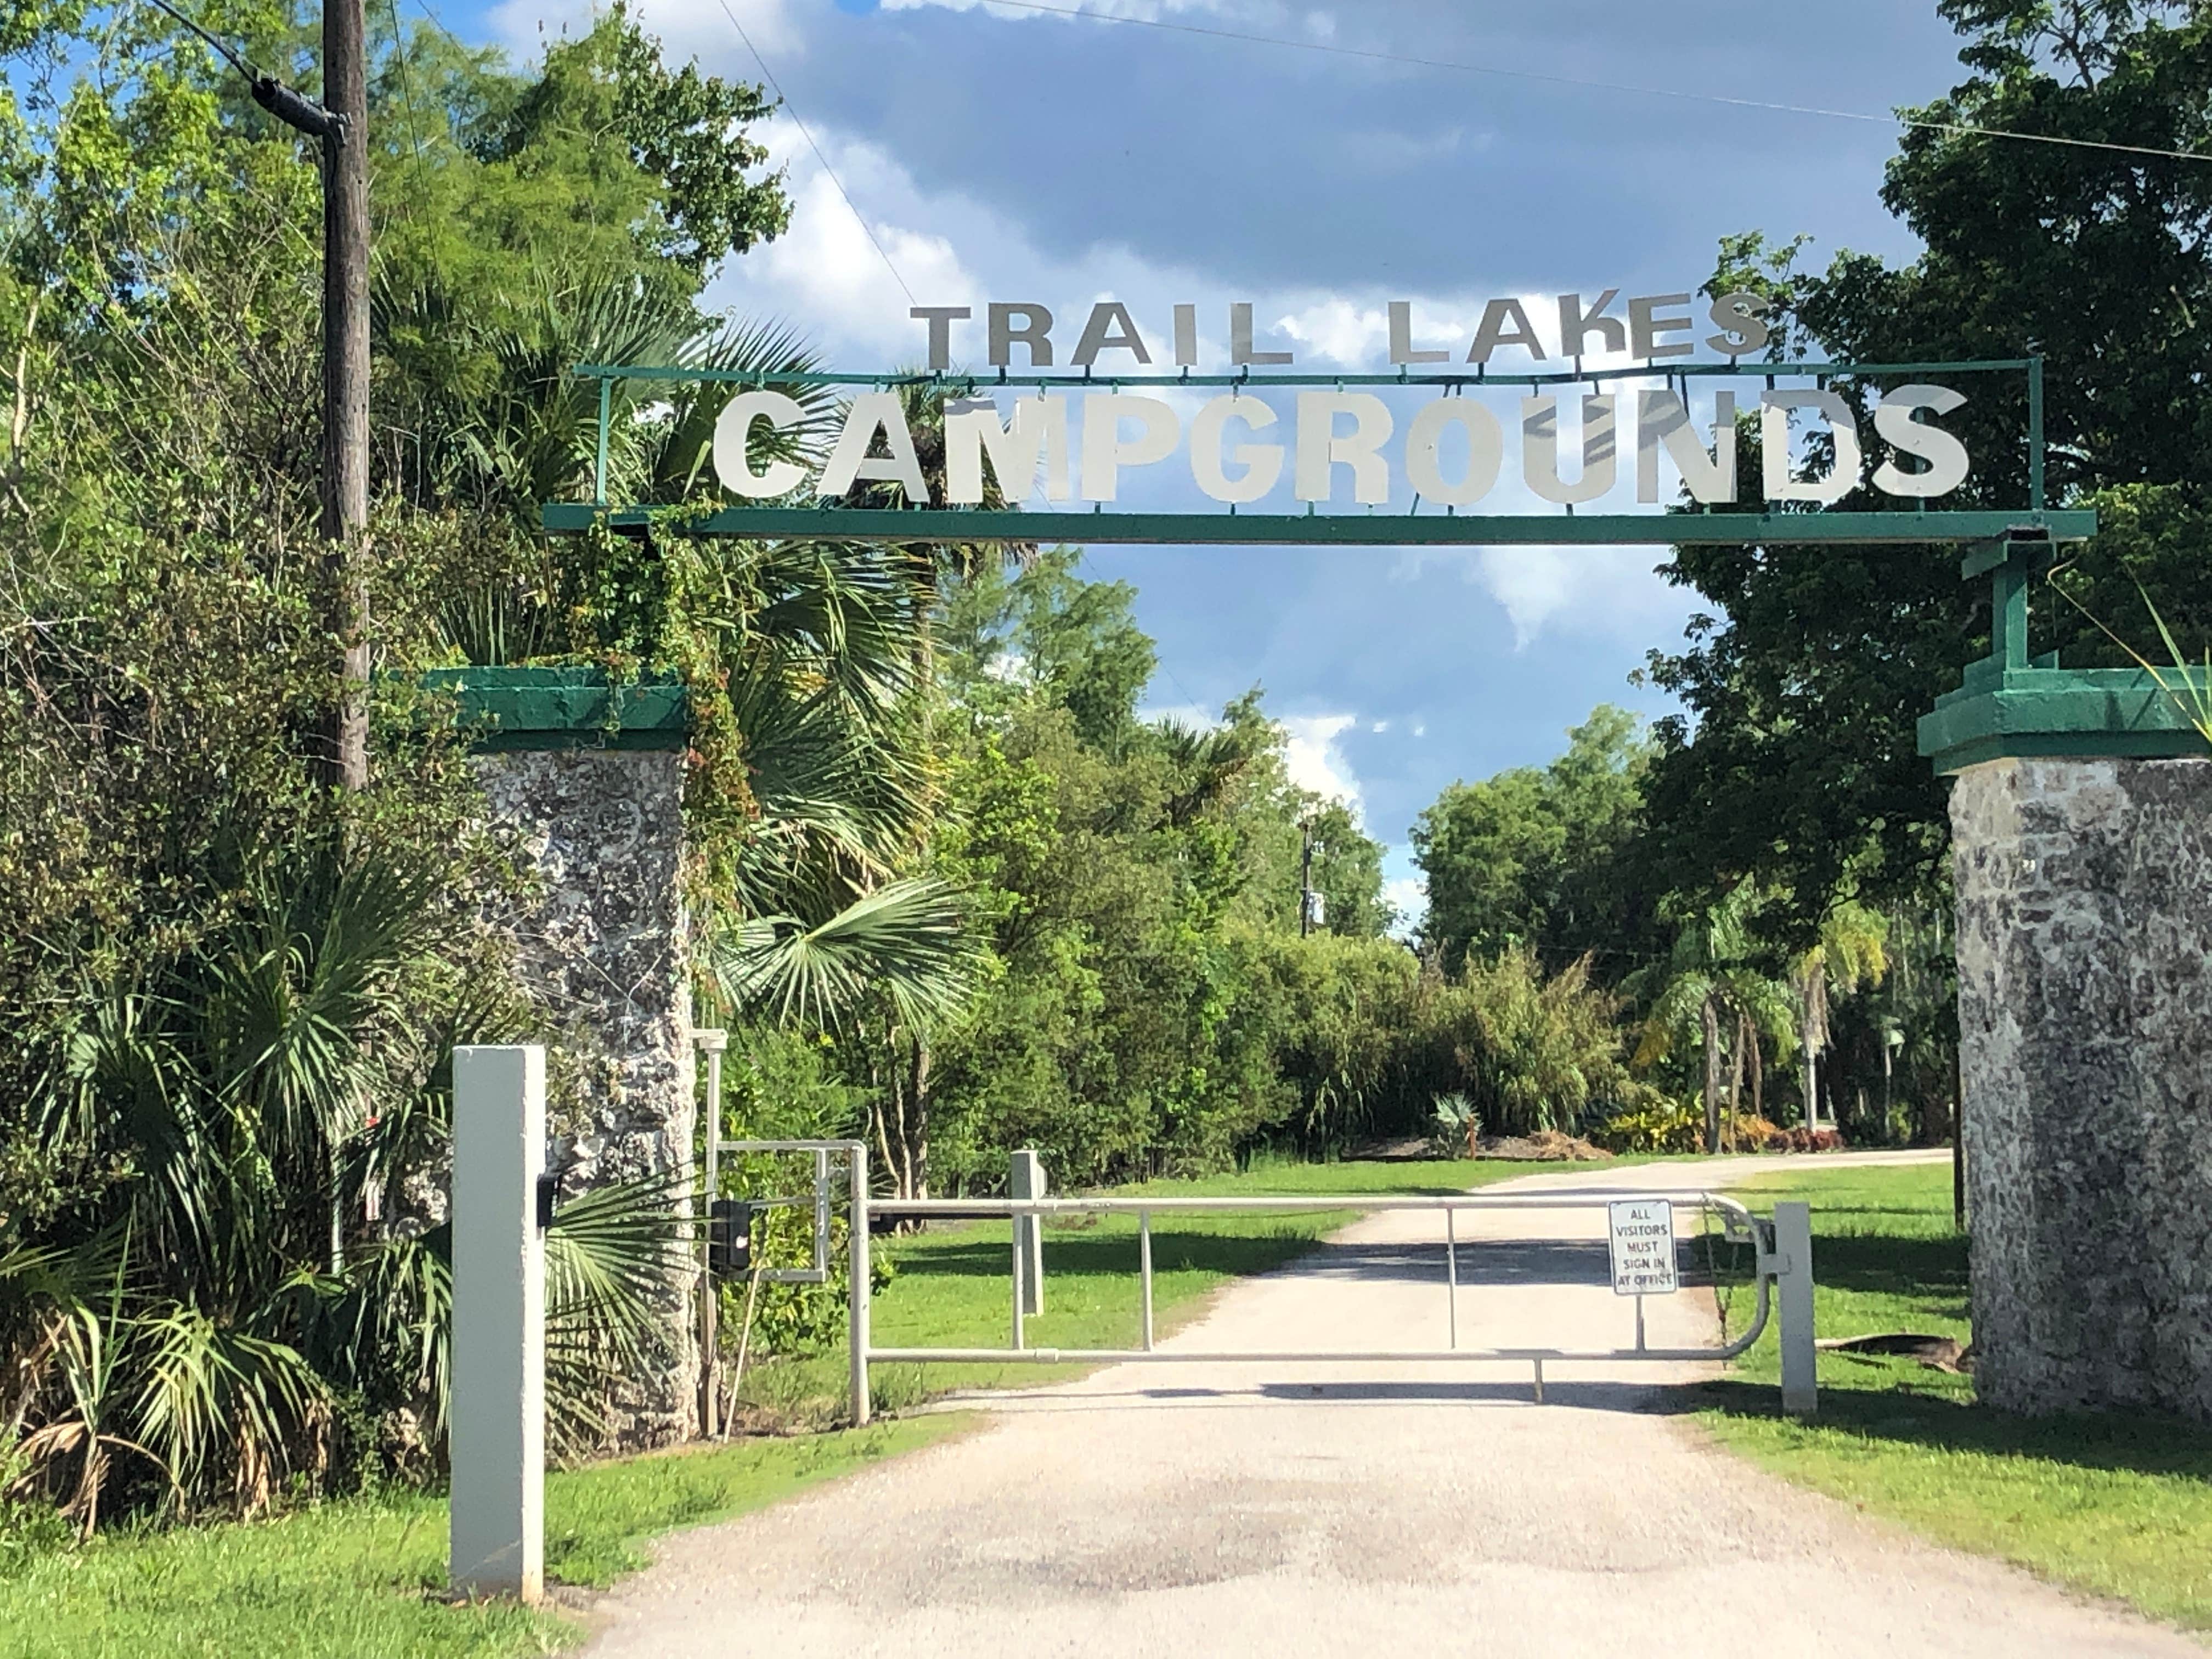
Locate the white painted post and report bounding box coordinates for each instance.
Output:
[1010,1148,1045,1317]
[449,1045,546,1602]
[1774,1200,1818,1416]
[694,1028,727,1439]
[848,1144,872,1427]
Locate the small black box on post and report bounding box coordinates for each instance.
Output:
[707,1198,753,1280]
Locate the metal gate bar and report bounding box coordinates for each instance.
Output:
[860,1190,1787,1410]
[705,1147,1812,1427]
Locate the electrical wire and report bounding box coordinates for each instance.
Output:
[386,0,432,173]
[713,0,918,307]
[139,0,257,80]
[973,0,2212,166]
[138,0,340,139]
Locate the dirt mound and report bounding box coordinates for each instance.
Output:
[1476,1130,1614,1163]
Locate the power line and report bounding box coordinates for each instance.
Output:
[140,0,255,79]
[138,0,341,140]
[974,0,2212,166]
[713,0,917,307]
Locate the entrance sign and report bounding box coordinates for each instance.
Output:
[545,313,2095,546]
[909,291,1780,370]
[710,380,1971,510]
[1607,1199,1679,1296]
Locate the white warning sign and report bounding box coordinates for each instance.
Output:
[1607,1198,1678,1296]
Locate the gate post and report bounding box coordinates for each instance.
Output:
[449,1045,546,1602]
[1922,536,2212,1420]
[696,1027,726,1438]
[849,1144,872,1426]
[1773,1201,1818,1417]
[1011,1148,1046,1316]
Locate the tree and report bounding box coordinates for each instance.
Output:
[1647,2,2212,933]
[1412,705,1656,975]
[1455,947,1639,1136]
[1638,883,1798,1152]
[0,0,809,1523]
[1791,901,1888,1127]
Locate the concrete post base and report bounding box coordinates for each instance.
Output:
[1950,754,2212,1421]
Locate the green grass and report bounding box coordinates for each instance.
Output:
[1699,1161,2212,1632]
[738,1153,1566,1422]
[0,1416,968,1658]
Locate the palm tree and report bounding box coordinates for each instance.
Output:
[1791,901,1888,1130]
[1638,882,1798,1153]
[4,837,688,1531]
[403,280,996,1197]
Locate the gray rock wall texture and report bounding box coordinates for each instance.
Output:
[1951,755,2212,1421]
[478,747,697,1447]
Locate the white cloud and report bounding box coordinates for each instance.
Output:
[877,0,1296,22]
[1370,719,1390,733]
[1282,713,1362,811]
[1384,876,1427,940]
[1412,723,1427,737]
[491,0,807,61]
[1475,545,1684,648]
[1392,540,1691,651]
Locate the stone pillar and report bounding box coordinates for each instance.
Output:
[1949,754,2212,1421]
[478,744,697,1447]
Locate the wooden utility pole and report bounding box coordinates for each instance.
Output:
[219,0,367,789]
[321,0,371,791]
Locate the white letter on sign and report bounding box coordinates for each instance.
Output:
[1190,394,1283,504]
[1523,394,1617,505]
[1872,384,1970,498]
[945,396,1070,504]
[1404,398,1502,506]
[713,391,810,498]
[817,392,929,501]
[1294,392,1393,504]
[1071,302,1153,367]
[1636,390,1737,505]
[1080,393,1180,501]
[1762,390,1861,506]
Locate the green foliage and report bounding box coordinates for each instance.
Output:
[1412,704,1656,974]
[1588,1101,1706,1155]
[1429,1093,1479,1158]
[913,554,1387,1185]
[1649,2,2212,930]
[1453,947,1642,1134]
[371,4,788,309]
[0,838,692,1531]
[709,878,981,1035]
[0,0,791,1536]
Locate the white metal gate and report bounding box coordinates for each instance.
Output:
[708,1140,1819,1427]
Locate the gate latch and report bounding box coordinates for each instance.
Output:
[708,1199,755,1280]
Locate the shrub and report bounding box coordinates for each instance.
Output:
[1588,1101,1704,1154]
[1772,1126,1847,1153]
[1725,1114,1783,1152]
[1430,1093,1480,1159]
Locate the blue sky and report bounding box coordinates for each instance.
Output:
[456,0,1971,922]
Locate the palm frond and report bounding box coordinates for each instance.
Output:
[543,1173,692,1459]
[709,878,979,1035]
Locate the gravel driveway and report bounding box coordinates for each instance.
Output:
[584,1152,2202,1657]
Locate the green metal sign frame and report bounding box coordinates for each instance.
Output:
[544,356,2087,548]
